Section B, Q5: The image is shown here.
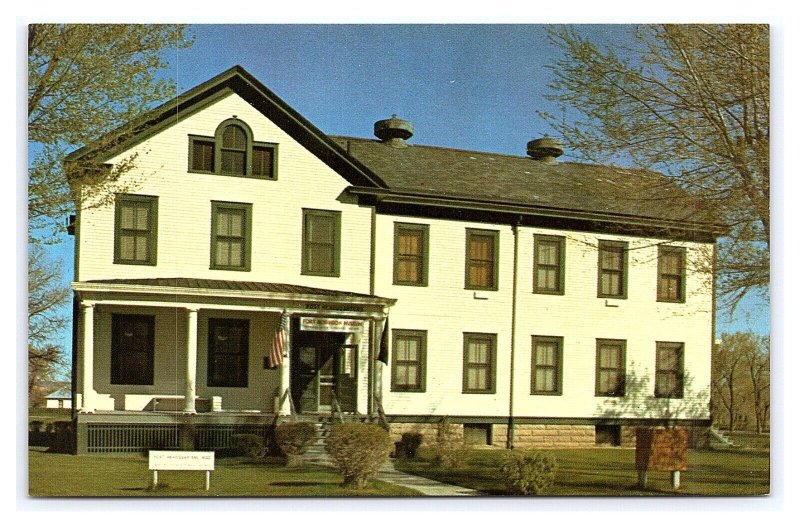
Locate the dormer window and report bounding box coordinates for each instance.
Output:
[188,118,277,179]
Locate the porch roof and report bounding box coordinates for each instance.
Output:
[75,277,396,308]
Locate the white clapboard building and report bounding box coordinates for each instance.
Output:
[67,66,721,453]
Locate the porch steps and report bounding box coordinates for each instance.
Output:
[710,425,734,446]
[298,415,377,464]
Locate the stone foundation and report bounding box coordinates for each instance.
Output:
[494,424,596,449]
[388,422,710,450]
[388,423,450,446]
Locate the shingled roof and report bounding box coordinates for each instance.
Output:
[332,136,718,231]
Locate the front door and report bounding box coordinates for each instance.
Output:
[291,331,356,413]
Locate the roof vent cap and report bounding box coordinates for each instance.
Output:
[374,115,413,148]
[527,137,564,164]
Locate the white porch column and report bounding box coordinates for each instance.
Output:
[183,307,199,414]
[79,302,96,413]
[279,316,292,415]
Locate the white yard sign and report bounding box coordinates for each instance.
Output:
[149,451,215,490]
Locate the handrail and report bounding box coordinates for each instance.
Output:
[273,388,298,426]
[375,395,389,431]
[330,392,345,424]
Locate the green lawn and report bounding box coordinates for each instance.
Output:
[28,447,421,497]
[395,446,769,496]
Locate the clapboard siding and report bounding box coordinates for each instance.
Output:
[77,92,372,294]
[375,216,713,420]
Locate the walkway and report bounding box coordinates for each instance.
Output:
[311,459,482,496]
[373,462,483,496]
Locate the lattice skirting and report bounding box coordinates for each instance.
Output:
[84,422,273,454]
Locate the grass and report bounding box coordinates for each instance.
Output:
[395,445,769,496]
[28,447,421,497]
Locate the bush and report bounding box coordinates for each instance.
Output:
[325,423,393,488]
[432,417,467,469]
[396,432,424,459]
[275,422,318,466]
[232,434,266,459]
[499,451,557,495]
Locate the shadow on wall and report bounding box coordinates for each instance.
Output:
[595,367,709,421]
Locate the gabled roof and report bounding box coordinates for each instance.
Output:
[333,136,722,236]
[67,65,722,238]
[46,389,71,399]
[65,65,387,189]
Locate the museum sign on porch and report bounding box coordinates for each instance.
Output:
[300,317,363,333]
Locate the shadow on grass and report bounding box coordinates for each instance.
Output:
[269,481,329,487]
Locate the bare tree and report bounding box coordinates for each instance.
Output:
[712,332,768,432]
[743,335,770,433]
[542,25,769,311]
[28,246,69,401]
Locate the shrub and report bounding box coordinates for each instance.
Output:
[325,423,393,488]
[232,434,266,459]
[397,432,424,459]
[499,451,557,495]
[432,417,467,469]
[275,422,318,466]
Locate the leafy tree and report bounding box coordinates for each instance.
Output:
[27,24,192,399]
[28,23,192,242]
[542,25,769,310]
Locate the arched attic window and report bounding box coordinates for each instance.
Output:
[188,118,277,180]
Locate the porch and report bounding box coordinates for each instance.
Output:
[71,278,395,453]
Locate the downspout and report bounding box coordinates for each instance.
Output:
[507,218,521,449]
[367,205,377,416]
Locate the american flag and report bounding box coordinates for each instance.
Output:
[268,310,289,368]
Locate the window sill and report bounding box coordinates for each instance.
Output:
[114,260,157,266]
[301,271,340,278]
[533,290,565,296]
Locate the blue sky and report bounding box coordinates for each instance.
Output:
[40,24,771,363]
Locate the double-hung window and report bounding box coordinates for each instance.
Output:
[655,342,684,398]
[533,235,565,294]
[465,229,499,290]
[531,336,563,395]
[219,124,248,175]
[302,209,341,277]
[463,333,497,393]
[114,194,158,265]
[657,246,686,302]
[391,330,427,392]
[210,202,252,271]
[598,240,627,298]
[596,339,626,396]
[207,318,249,387]
[111,314,155,385]
[394,223,429,286]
